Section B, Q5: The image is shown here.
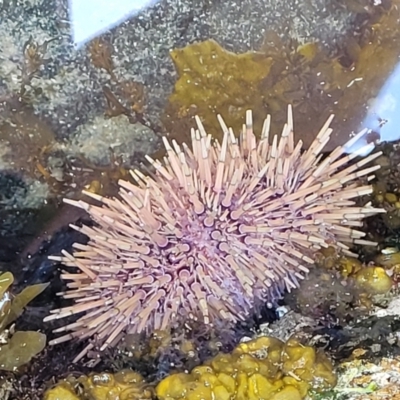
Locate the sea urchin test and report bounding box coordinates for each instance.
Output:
[45,106,385,361]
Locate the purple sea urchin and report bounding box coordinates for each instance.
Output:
[45,106,385,361]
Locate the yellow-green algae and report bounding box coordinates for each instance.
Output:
[354,267,393,296]
[44,383,80,400]
[316,248,393,296]
[0,271,48,371]
[44,336,336,400]
[156,336,336,400]
[376,249,400,269]
[164,39,274,145]
[163,2,400,152]
[44,370,153,400]
[374,182,400,230]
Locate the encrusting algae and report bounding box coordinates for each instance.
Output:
[354,266,393,296]
[156,336,336,400]
[293,247,394,318]
[44,335,336,400]
[316,247,393,297]
[44,369,153,400]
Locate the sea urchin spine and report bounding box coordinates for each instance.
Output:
[45,106,385,361]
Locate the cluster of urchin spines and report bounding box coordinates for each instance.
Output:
[45,106,385,361]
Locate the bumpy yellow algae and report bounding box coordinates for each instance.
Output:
[355,266,393,295]
[376,250,400,269]
[316,247,393,297]
[156,336,336,400]
[338,257,363,278]
[44,337,335,400]
[80,370,153,400]
[43,383,80,400]
[283,338,337,389]
[45,370,153,400]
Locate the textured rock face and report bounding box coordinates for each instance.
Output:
[0,0,363,139]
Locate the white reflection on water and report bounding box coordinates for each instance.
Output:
[69,0,158,48]
[346,62,400,156]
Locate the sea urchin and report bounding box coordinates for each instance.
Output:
[45,106,385,361]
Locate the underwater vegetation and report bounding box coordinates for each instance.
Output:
[163,3,400,152]
[3,1,400,399]
[44,335,336,400]
[0,272,47,371]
